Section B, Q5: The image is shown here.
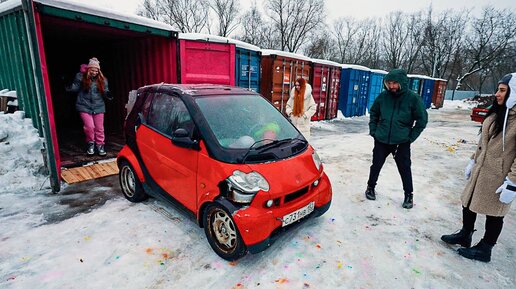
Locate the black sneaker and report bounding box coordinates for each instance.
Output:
[87,142,95,155]
[402,193,413,209]
[365,186,376,200]
[97,144,107,156]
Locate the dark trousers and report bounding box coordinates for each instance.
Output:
[367,139,413,194]
[462,206,504,246]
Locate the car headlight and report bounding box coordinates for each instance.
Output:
[312,150,322,171]
[226,170,270,204]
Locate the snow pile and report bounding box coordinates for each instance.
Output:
[442,99,478,110]
[0,111,46,193]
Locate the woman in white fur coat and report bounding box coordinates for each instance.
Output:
[285,77,317,141]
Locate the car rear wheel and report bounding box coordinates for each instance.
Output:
[119,160,148,202]
[203,203,246,261]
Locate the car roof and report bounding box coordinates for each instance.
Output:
[138,83,257,97]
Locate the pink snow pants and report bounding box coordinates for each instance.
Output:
[80,112,105,145]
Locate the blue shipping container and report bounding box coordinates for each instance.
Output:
[408,77,422,94]
[421,78,435,109]
[367,69,387,111]
[338,65,370,117]
[233,41,261,92]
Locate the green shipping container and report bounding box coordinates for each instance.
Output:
[0,0,178,192]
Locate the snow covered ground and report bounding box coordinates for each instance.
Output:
[1,101,514,289]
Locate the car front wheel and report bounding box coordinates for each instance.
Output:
[119,160,148,202]
[203,203,246,261]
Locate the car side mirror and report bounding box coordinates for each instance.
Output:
[171,128,199,150]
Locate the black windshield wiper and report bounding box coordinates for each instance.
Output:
[240,138,293,163]
[255,138,293,151]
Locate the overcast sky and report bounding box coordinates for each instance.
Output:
[78,0,515,22]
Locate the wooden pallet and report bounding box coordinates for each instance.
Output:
[61,159,119,184]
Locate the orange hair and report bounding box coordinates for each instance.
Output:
[292,78,306,117]
[81,68,106,94]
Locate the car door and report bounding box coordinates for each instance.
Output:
[136,92,198,212]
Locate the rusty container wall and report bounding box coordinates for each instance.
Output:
[178,35,235,85]
[310,59,342,121]
[432,79,447,109]
[260,50,311,114]
[326,66,341,120]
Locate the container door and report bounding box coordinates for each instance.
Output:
[311,64,326,121]
[326,67,340,120]
[180,40,235,85]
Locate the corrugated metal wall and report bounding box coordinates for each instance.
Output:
[0,6,42,134]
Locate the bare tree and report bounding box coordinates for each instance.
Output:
[382,11,425,71]
[239,2,280,49]
[138,0,210,33]
[209,0,240,37]
[452,6,516,96]
[137,0,161,21]
[304,30,335,60]
[420,8,469,80]
[332,17,382,68]
[332,17,360,63]
[264,0,326,53]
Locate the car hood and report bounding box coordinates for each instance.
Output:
[246,146,321,198]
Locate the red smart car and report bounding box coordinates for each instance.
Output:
[117,84,332,260]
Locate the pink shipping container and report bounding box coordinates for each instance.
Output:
[310,59,341,121]
[178,33,235,85]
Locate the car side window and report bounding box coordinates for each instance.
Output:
[147,93,193,137]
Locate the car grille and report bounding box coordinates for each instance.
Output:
[284,186,309,204]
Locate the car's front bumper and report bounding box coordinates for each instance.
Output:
[230,173,332,254]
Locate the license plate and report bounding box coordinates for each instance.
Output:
[282,202,315,227]
[478,112,487,116]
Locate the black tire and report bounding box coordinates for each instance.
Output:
[203,203,247,261]
[119,160,148,202]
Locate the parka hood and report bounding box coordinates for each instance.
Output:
[384,69,409,93]
[498,72,516,151]
[501,72,516,109]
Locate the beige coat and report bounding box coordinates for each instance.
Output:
[285,84,317,141]
[462,108,516,216]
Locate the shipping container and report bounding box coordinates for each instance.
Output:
[229,38,261,92]
[367,69,387,111]
[338,64,371,117]
[325,62,342,120]
[177,33,235,85]
[260,49,312,114]
[432,79,447,108]
[420,76,436,109]
[407,74,423,95]
[0,0,178,192]
[310,59,341,121]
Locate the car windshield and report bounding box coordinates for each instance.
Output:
[195,94,300,149]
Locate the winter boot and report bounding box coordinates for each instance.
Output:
[457,239,493,262]
[365,186,376,200]
[97,144,107,156]
[402,193,413,209]
[441,229,474,248]
[86,142,95,155]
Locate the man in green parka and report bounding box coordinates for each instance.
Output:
[365,68,428,209]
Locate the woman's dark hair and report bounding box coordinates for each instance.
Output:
[485,85,511,136]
